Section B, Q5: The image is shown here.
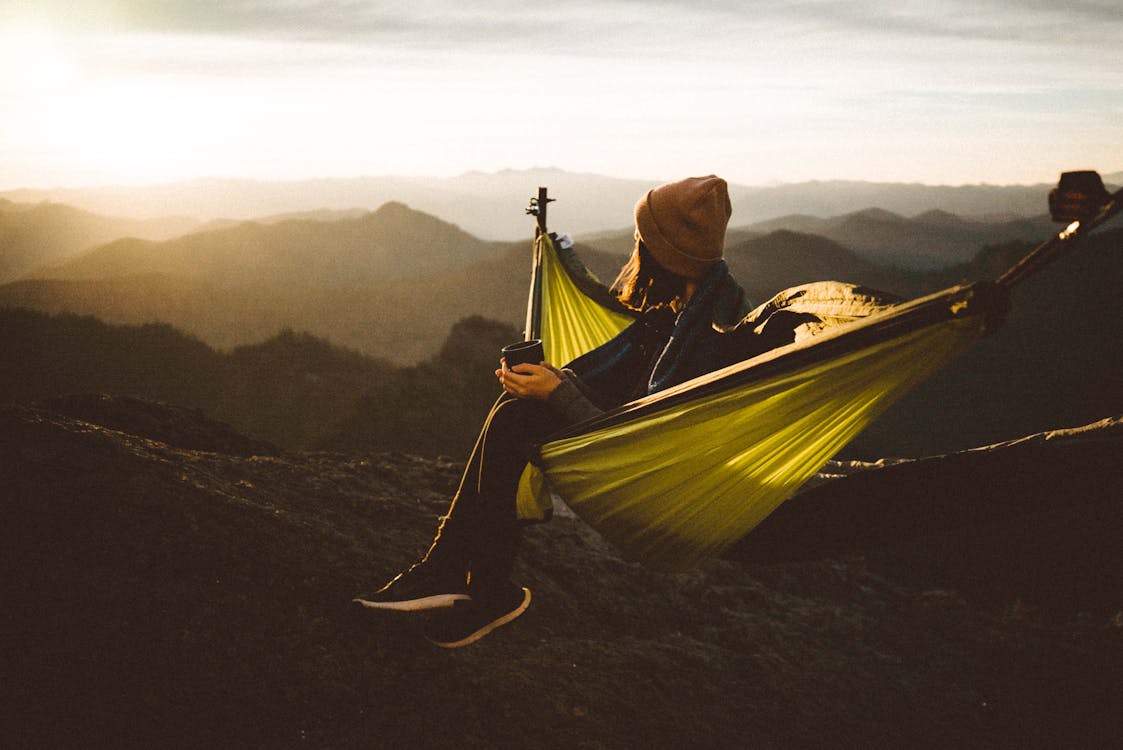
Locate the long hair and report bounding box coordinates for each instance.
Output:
[609,236,689,312]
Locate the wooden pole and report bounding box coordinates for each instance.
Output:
[524,186,554,340]
[536,186,549,236]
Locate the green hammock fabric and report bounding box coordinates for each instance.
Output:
[530,232,634,367]
[534,295,989,571]
[513,231,1006,571]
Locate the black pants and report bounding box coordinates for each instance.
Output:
[424,394,555,595]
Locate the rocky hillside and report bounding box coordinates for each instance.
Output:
[2,396,1119,749]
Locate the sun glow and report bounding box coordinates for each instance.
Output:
[0,21,79,94]
[0,21,250,185]
[1,4,1120,190]
[47,79,223,184]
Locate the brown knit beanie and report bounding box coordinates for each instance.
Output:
[634,175,731,279]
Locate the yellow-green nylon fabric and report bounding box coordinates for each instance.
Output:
[515,462,551,521]
[537,233,634,367]
[535,314,987,571]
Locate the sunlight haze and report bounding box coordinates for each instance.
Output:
[1,1,1120,189]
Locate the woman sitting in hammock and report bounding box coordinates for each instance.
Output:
[354,175,773,647]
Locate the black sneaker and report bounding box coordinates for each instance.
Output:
[424,583,531,648]
[351,562,470,611]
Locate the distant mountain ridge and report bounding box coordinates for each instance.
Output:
[7,167,1116,240]
[0,199,199,283]
[30,201,508,285]
[740,208,1057,269]
[723,230,908,302]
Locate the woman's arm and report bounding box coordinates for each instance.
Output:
[496,362,561,400]
[497,363,605,425]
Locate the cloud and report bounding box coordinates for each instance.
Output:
[17,1,1121,66]
[4,0,1117,188]
[19,0,1123,43]
[694,1,1123,44]
[22,1,604,48]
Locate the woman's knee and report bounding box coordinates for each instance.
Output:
[484,397,551,443]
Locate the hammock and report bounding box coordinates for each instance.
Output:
[515,178,1122,571]
[523,233,636,366]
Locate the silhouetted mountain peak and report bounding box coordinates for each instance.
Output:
[742,229,857,258]
[845,207,908,224]
[369,199,417,217]
[364,200,471,237]
[913,209,970,227]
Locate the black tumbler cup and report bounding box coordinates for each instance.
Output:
[501,339,545,369]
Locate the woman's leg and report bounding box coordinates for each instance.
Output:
[426,394,554,593]
[420,395,553,646]
[353,394,554,610]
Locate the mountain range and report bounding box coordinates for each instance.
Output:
[29,201,510,285]
[6,195,1086,357]
[2,189,1120,458]
[0,204,972,365]
[741,208,1057,269]
[5,167,1119,240]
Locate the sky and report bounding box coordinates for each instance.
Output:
[1,0,1120,189]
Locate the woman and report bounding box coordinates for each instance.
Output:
[353,176,758,647]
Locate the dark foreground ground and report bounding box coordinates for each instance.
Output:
[1,396,1120,749]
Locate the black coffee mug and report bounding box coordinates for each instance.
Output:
[502,339,545,369]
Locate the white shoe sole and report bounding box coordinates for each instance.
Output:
[426,587,531,648]
[351,592,470,612]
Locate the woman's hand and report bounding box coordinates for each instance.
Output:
[496,361,562,400]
